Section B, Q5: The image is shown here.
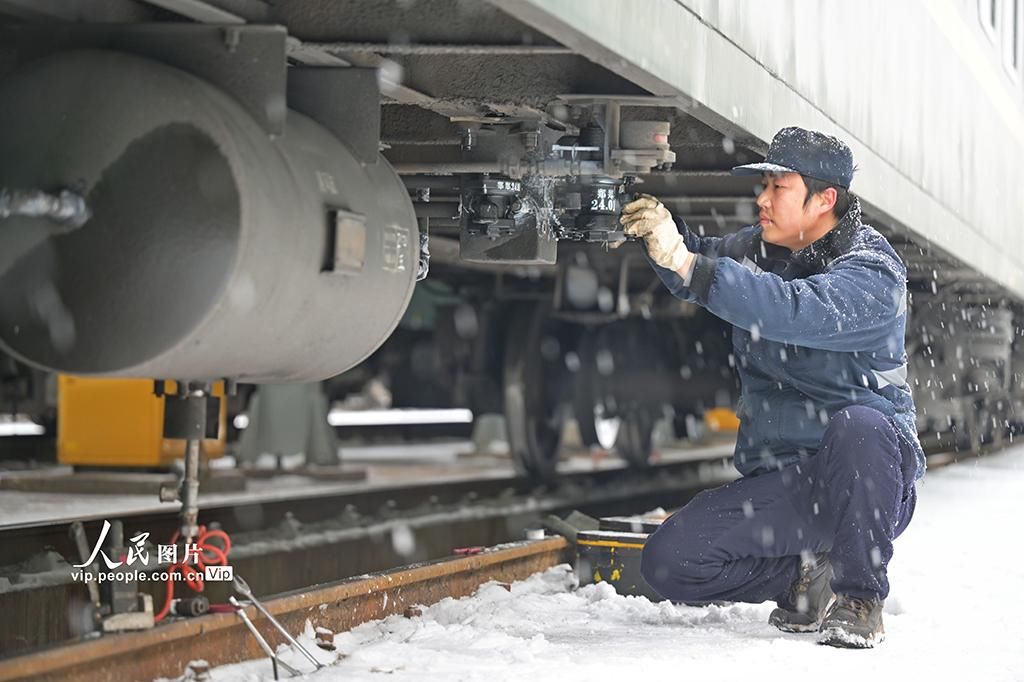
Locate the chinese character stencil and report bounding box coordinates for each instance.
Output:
[126,532,150,566]
[183,543,202,564]
[157,544,178,564]
[72,519,123,569]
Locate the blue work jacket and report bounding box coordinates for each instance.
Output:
[647,198,925,481]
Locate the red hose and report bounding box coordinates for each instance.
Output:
[154,525,232,623]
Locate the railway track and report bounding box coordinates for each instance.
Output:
[0,537,571,682]
[0,440,997,674]
[0,446,737,659]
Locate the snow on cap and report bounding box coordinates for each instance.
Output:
[732,126,855,189]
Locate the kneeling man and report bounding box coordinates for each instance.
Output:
[626,127,924,648]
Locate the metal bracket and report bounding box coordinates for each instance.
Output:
[162,383,218,441]
[555,95,679,175]
[0,23,288,136]
[287,67,381,166]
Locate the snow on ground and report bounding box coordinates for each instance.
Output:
[193,445,1024,682]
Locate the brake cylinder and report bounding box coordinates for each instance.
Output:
[0,50,418,382]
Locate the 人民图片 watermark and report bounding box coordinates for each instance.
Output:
[71,519,234,584]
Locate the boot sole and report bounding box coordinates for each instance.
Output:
[818,626,884,649]
[772,621,822,633]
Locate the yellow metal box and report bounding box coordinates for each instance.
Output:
[57,377,226,468]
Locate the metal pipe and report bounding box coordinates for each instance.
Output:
[616,254,632,316]
[383,138,464,146]
[233,575,325,671]
[656,195,757,203]
[0,188,90,281]
[303,42,574,56]
[393,159,604,177]
[0,188,90,228]
[69,522,102,614]
[229,596,300,680]
[134,0,245,23]
[180,436,200,541]
[603,101,620,176]
[649,169,735,177]
[393,162,505,175]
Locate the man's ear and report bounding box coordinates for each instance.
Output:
[819,187,838,216]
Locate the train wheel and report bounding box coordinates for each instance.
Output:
[965,397,992,454]
[573,326,657,468]
[614,407,656,468]
[573,332,620,451]
[503,304,565,480]
[966,393,1010,453]
[574,394,622,451]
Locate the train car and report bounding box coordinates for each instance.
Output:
[0,0,1021,483]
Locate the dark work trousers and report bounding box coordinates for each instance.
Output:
[640,405,918,603]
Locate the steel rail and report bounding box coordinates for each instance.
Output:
[0,448,734,562]
[0,537,570,682]
[0,448,737,657]
[0,443,994,666]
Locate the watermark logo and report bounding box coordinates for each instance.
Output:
[73,520,152,569]
[71,519,232,585]
[204,565,234,582]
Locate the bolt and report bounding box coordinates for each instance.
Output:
[158,482,180,503]
[477,200,500,222]
[222,26,241,53]
[523,130,540,151]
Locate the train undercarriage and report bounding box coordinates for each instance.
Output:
[0,0,1021,482]
[1,1,1023,674]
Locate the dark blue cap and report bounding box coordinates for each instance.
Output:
[731,126,855,189]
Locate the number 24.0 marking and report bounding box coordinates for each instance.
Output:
[590,192,615,211]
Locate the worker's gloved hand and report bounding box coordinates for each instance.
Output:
[620,194,692,272]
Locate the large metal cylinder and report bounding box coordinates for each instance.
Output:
[0,50,418,382]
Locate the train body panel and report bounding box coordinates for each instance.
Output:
[496,0,1024,299]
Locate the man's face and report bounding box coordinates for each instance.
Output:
[756,172,829,250]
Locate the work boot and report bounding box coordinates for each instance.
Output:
[768,552,833,633]
[818,594,885,648]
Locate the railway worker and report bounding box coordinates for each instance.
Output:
[626,126,923,648]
